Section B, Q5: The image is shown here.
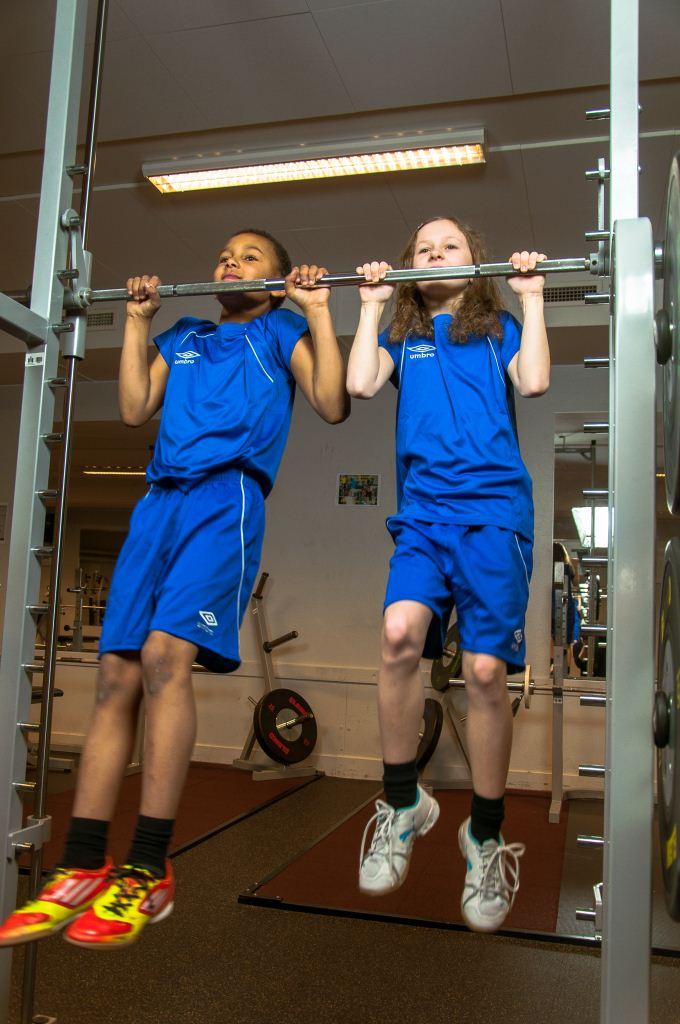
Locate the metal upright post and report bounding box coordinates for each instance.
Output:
[549,562,565,823]
[587,441,597,677]
[78,0,109,240]
[21,0,106,1013]
[0,3,89,1023]
[601,0,655,1019]
[67,568,86,650]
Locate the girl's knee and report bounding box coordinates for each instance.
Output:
[466,653,506,695]
[382,609,423,668]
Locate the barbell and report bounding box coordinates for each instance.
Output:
[431,651,604,710]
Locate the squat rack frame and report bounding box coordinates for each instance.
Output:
[0,1,656,1022]
[599,1,655,1019]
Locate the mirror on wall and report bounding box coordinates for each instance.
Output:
[553,413,609,680]
[36,418,154,653]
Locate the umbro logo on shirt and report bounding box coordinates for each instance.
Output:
[174,350,201,365]
[407,344,436,360]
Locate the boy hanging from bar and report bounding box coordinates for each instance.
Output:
[0,229,348,950]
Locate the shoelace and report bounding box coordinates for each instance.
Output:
[359,800,397,867]
[470,842,526,910]
[102,868,155,918]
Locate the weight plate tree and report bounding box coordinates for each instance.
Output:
[253,688,317,766]
[416,698,444,771]
[431,622,463,692]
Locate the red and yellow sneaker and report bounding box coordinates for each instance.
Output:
[0,859,113,947]
[64,861,174,949]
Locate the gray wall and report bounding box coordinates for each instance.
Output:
[2,362,612,785]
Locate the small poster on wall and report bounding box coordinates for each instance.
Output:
[337,474,380,506]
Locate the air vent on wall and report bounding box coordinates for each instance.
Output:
[86,310,116,330]
[543,284,598,304]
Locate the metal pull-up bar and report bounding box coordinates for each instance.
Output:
[71,256,594,306]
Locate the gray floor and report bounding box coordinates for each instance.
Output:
[7,777,680,1024]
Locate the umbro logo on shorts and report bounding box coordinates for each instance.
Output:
[511,628,523,652]
[174,350,201,365]
[197,609,218,636]
[407,344,436,360]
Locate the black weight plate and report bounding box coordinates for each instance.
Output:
[253,688,317,766]
[416,698,444,772]
[661,153,680,513]
[431,622,463,692]
[657,540,680,919]
[654,690,671,750]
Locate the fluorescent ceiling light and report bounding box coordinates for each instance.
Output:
[143,129,485,194]
[83,467,146,477]
[572,506,610,548]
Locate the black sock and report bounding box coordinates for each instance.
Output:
[383,760,419,810]
[125,815,174,876]
[470,793,505,845]
[60,817,109,871]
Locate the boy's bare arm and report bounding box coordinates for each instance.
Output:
[119,275,169,427]
[286,265,350,424]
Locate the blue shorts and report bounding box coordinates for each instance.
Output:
[384,517,533,675]
[99,470,265,672]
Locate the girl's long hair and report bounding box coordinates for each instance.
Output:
[388,216,503,344]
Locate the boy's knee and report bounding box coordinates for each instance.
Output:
[96,654,142,707]
[141,633,193,695]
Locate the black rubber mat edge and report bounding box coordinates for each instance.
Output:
[170,770,324,860]
[237,787,680,958]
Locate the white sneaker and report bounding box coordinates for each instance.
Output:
[359,785,440,896]
[458,817,525,932]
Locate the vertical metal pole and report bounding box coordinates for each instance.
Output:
[67,567,85,650]
[601,0,655,1018]
[79,0,109,243]
[549,561,565,823]
[21,351,79,1024]
[597,157,608,273]
[587,441,597,677]
[0,3,88,1023]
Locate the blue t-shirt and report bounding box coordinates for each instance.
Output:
[378,310,534,542]
[147,307,308,494]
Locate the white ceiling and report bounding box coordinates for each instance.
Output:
[0,0,679,365]
[3,0,679,146]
